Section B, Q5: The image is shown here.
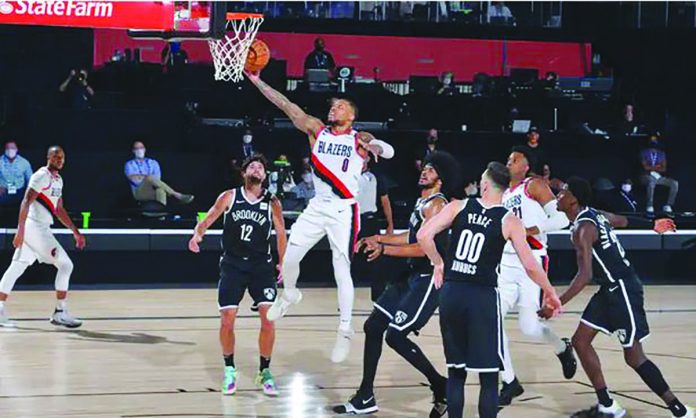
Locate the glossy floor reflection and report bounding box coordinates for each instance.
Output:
[0,286,694,417]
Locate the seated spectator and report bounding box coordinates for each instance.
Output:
[231,130,257,169]
[161,41,188,71]
[523,127,545,175]
[291,170,315,207]
[0,141,33,206]
[303,37,336,76]
[539,163,565,195]
[268,154,296,196]
[593,177,637,213]
[488,1,514,25]
[124,141,194,206]
[58,69,94,109]
[436,71,458,96]
[415,128,439,172]
[640,134,678,214]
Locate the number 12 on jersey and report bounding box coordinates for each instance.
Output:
[240,224,253,242]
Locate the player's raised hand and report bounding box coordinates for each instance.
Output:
[654,218,676,234]
[356,131,381,162]
[433,263,444,289]
[188,235,202,253]
[364,241,383,262]
[74,232,86,250]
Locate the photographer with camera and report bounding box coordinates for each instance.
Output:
[59,68,94,109]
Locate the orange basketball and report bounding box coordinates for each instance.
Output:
[245,39,271,73]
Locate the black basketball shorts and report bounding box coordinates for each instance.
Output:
[218,257,277,311]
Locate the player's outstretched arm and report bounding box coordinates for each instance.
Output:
[270,196,287,267]
[55,198,86,250]
[366,197,447,261]
[559,222,596,306]
[599,210,676,234]
[417,200,463,288]
[246,72,323,140]
[525,178,569,236]
[189,191,233,253]
[504,213,561,313]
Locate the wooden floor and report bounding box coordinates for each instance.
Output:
[0,286,694,418]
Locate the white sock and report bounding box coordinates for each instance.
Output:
[501,328,516,384]
[543,326,568,355]
[332,254,353,331]
[56,299,67,311]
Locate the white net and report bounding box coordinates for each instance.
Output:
[208,14,264,82]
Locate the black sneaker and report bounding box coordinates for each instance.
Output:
[332,391,378,415]
[429,380,447,418]
[557,337,578,379]
[498,378,524,408]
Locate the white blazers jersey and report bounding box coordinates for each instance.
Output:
[501,177,547,266]
[27,167,63,225]
[310,127,364,200]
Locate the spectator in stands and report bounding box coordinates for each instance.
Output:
[124,141,194,206]
[593,178,638,213]
[0,141,33,206]
[161,41,188,70]
[231,130,257,171]
[303,37,336,76]
[640,134,678,214]
[488,1,514,25]
[617,179,639,212]
[523,127,545,175]
[415,128,439,172]
[58,69,94,110]
[436,71,458,96]
[619,103,640,135]
[540,163,565,195]
[268,154,296,197]
[291,169,315,208]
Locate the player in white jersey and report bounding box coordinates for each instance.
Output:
[0,146,86,328]
[246,72,394,362]
[497,146,576,406]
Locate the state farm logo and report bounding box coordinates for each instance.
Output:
[0,2,14,14]
[0,1,114,17]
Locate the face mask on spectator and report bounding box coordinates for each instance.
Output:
[302,173,312,184]
[134,149,145,159]
[5,149,17,159]
[243,135,253,144]
[621,184,632,193]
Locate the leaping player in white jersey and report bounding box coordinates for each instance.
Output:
[0,146,86,328]
[246,72,394,362]
[498,146,577,406]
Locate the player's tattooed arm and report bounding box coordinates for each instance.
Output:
[559,222,597,306]
[417,200,464,288]
[270,196,287,268]
[12,188,39,248]
[245,72,323,142]
[55,198,86,250]
[599,210,676,233]
[189,190,233,253]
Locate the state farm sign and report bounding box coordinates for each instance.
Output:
[0,1,175,30]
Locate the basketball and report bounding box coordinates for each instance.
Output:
[245,39,271,73]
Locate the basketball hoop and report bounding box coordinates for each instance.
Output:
[208,12,264,82]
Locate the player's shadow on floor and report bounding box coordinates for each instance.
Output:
[67,330,196,345]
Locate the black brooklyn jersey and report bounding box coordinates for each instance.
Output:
[408,192,448,273]
[571,207,637,287]
[444,199,509,287]
[222,187,274,261]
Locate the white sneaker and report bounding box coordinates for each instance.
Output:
[663,205,674,213]
[598,400,627,417]
[330,327,354,363]
[267,289,302,321]
[647,206,655,214]
[0,310,16,328]
[673,405,695,418]
[50,309,83,328]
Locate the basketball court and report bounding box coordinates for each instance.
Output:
[1,286,694,418]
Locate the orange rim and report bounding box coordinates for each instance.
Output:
[226,12,264,20]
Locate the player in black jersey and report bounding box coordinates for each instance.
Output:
[333,151,460,416]
[188,154,287,398]
[418,162,562,418]
[547,177,693,418]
